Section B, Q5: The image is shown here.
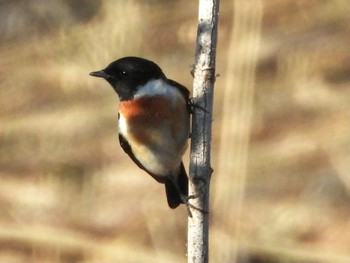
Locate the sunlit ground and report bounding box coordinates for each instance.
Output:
[0,0,349,262]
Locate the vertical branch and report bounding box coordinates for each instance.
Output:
[188,0,219,263]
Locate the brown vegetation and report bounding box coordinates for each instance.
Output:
[0,0,349,262]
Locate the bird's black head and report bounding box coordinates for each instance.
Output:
[90,56,166,100]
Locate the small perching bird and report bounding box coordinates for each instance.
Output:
[90,57,191,210]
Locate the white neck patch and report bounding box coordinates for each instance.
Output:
[134,79,179,100]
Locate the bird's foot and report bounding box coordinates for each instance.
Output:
[180,194,209,218]
[187,98,209,114]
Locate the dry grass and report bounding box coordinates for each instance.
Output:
[0,0,350,262]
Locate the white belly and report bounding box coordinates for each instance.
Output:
[119,113,188,176]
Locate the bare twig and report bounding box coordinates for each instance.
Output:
[187,0,219,263]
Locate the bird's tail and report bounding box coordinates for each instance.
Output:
[165,162,188,209]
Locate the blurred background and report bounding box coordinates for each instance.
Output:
[0,0,349,262]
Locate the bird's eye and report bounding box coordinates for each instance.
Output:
[120,70,128,77]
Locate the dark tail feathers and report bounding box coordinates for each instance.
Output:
[164,162,188,209]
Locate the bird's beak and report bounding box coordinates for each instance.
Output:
[89,70,110,79]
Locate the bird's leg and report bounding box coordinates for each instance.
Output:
[181,194,209,218]
[168,176,208,218]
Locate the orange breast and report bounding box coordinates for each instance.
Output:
[119,95,189,151]
[119,96,171,121]
[119,95,190,174]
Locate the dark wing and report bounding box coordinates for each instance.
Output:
[167,79,192,115]
[166,79,190,101]
[164,162,188,208]
[118,133,166,184]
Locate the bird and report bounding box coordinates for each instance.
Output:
[90,56,191,210]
